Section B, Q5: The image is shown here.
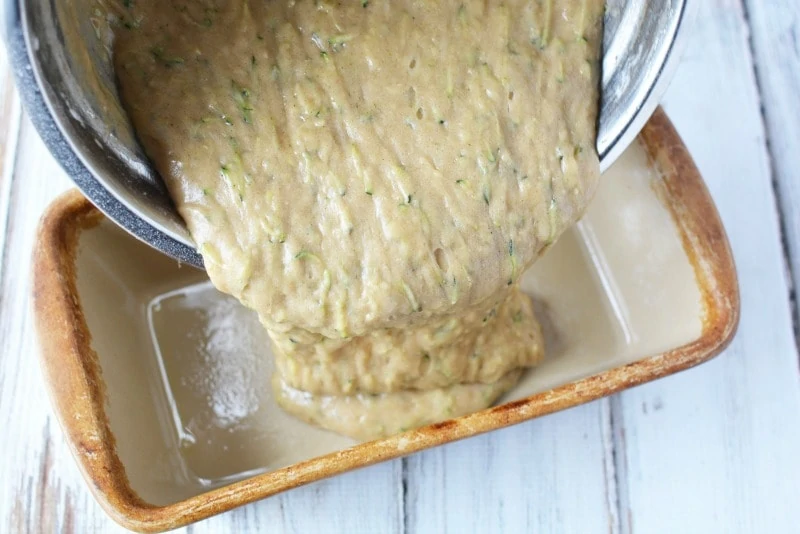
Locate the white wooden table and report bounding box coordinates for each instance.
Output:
[2,2,799,532]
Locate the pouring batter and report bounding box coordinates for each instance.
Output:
[112,0,603,439]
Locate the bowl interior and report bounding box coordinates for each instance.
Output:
[72,139,702,506]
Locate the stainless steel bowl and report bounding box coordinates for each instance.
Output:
[4,0,694,268]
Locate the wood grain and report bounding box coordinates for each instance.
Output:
[186,461,403,534]
[743,0,800,335]
[3,0,800,532]
[0,42,21,279]
[614,1,800,532]
[405,402,618,534]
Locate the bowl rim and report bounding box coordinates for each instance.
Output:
[32,109,740,533]
[4,0,203,267]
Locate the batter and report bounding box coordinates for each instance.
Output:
[112,0,603,440]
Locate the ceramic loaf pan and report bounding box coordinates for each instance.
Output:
[33,109,739,532]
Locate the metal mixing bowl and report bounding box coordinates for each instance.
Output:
[3,0,694,268]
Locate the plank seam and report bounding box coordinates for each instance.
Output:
[0,95,22,286]
[401,458,409,534]
[607,395,628,534]
[740,0,800,360]
[0,113,24,320]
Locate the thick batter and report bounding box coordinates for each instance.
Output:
[112,0,603,440]
[271,287,543,395]
[274,369,524,442]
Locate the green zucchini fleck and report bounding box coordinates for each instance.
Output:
[150,46,184,67]
[546,198,559,244]
[508,239,518,283]
[401,282,422,312]
[328,34,354,46]
[231,81,254,124]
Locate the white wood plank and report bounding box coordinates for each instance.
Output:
[405,401,617,534]
[191,461,403,534]
[613,1,800,533]
[5,1,800,532]
[0,41,22,280]
[743,0,800,324]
